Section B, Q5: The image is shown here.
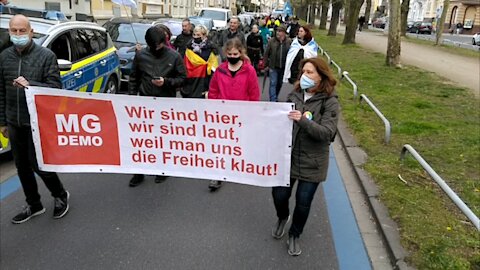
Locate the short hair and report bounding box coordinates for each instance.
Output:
[293,58,337,95]
[145,26,166,48]
[155,24,172,39]
[194,24,208,37]
[229,16,240,23]
[182,18,190,24]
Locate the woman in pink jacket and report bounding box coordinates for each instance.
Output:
[207,37,260,190]
[208,38,260,101]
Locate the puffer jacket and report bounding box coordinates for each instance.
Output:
[128,47,186,97]
[0,42,61,127]
[287,89,339,183]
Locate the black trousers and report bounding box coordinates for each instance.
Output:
[8,124,65,208]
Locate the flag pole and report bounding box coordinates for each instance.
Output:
[123,3,139,43]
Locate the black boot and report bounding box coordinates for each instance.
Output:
[129,174,144,187]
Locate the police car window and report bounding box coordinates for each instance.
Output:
[72,29,94,61]
[94,30,107,51]
[49,32,72,62]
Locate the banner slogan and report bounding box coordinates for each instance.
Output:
[26,87,293,187]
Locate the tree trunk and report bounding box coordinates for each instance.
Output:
[309,2,316,24]
[435,0,450,45]
[319,0,329,29]
[342,0,364,44]
[386,0,401,66]
[328,0,343,36]
[400,0,410,36]
[364,0,372,30]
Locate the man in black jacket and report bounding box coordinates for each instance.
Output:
[218,16,246,59]
[128,25,187,187]
[173,18,193,58]
[0,15,70,224]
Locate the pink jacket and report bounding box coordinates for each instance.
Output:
[208,61,260,101]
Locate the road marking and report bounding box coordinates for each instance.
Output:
[0,175,21,200]
[324,149,372,270]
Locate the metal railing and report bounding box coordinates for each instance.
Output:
[323,51,331,64]
[342,71,358,99]
[400,144,480,231]
[359,94,391,144]
[330,60,342,77]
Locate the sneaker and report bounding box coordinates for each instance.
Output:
[154,175,168,183]
[53,190,70,219]
[287,234,302,256]
[11,205,46,224]
[129,174,144,187]
[208,180,223,191]
[272,216,290,239]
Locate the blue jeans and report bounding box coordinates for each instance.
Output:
[272,178,320,237]
[268,68,284,102]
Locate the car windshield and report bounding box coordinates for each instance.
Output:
[108,23,149,45]
[199,10,225,21]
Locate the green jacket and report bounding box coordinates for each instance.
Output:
[287,89,339,183]
[264,36,291,69]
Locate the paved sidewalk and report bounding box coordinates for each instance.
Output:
[319,23,480,97]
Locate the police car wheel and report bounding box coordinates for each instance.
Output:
[105,76,118,94]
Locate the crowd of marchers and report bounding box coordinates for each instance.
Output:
[0,10,340,258]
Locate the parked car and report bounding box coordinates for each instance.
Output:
[0,15,121,154]
[103,18,156,91]
[417,22,432,34]
[0,15,120,93]
[472,32,480,46]
[197,7,231,30]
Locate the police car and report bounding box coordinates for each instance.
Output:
[0,15,121,154]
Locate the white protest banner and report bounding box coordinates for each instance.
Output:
[26,87,293,187]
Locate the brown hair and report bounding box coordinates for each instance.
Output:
[299,26,312,43]
[293,57,337,95]
[223,38,249,61]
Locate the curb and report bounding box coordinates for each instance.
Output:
[336,113,415,270]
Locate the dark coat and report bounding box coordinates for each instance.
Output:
[287,89,339,183]
[264,37,291,69]
[218,29,246,49]
[0,42,61,127]
[246,32,264,61]
[173,31,193,58]
[128,47,186,97]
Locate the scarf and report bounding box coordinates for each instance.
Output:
[283,37,319,83]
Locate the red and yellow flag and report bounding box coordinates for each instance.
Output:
[184,49,219,78]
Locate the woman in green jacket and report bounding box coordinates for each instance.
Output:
[271,57,339,256]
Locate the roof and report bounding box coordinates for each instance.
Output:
[198,7,231,12]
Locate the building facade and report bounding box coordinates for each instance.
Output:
[445,0,479,34]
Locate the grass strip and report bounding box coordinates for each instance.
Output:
[313,30,480,269]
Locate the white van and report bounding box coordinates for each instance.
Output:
[198,8,232,30]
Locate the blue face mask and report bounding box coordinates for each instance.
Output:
[10,34,30,47]
[300,74,316,90]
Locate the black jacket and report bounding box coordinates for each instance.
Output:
[287,90,339,183]
[288,23,300,39]
[128,47,186,97]
[0,42,61,127]
[173,31,193,58]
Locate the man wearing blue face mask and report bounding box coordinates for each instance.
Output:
[0,15,70,224]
